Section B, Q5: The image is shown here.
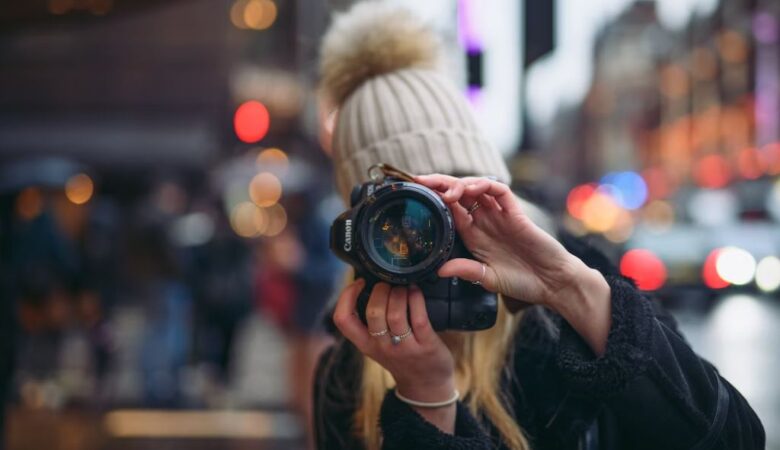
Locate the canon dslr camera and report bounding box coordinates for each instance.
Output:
[330,164,497,331]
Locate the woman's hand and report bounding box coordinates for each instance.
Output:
[332,280,457,433]
[415,174,612,355]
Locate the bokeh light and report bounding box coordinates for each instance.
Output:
[230,202,262,238]
[620,249,667,291]
[703,249,730,289]
[256,148,289,174]
[600,171,648,210]
[264,204,287,237]
[687,189,738,227]
[737,147,764,180]
[641,167,673,201]
[603,209,634,243]
[65,173,94,205]
[230,0,249,29]
[566,183,596,220]
[243,0,277,30]
[16,187,44,221]
[642,200,675,232]
[254,206,269,235]
[694,154,732,188]
[718,30,748,64]
[234,100,270,143]
[248,172,282,207]
[762,142,780,175]
[716,247,756,286]
[580,189,622,233]
[755,256,780,293]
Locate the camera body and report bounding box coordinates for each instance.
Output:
[330,177,497,331]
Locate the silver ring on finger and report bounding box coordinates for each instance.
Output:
[369,328,388,337]
[472,263,486,286]
[467,202,481,215]
[390,327,412,346]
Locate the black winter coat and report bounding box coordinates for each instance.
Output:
[313,237,765,450]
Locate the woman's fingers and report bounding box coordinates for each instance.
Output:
[365,282,391,337]
[332,279,370,351]
[449,201,473,235]
[408,285,435,344]
[464,179,517,213]
[438,258,498,292]
[386,285,411,339]
[414,174,464,204]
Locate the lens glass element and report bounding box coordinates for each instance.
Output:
[367,198,438,269]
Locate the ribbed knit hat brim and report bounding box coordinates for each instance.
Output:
[332,69,511,201]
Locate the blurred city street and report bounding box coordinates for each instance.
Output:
[1,0,779,448]
[5,295,780,450]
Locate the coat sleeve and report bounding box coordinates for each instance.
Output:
[313,341,497,450]
[379,392,495,450]
[550,273,765,450]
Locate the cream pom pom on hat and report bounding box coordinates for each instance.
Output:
[319,1,511,202]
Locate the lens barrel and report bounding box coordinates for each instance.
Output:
[356,181,455,284]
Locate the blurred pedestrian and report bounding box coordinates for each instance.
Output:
[125,217,191,407]
[313,4,764,450]
[189,209,252,386]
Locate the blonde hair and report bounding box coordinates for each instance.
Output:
[355,297,530,450]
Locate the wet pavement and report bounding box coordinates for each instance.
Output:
[674,293,780,450]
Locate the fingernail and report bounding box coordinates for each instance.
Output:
[410,284,421,293]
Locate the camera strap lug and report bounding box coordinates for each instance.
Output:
[368,163,416,184]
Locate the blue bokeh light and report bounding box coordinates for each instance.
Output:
[600,171,648,210]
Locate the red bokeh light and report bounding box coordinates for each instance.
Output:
[693,154,732,188]
[619,249,667,291]
[234,100,270,143]
[737,147,764,180]
[566,183,597,219]
[702,248,729,289]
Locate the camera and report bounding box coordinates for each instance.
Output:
[330,165,497,331]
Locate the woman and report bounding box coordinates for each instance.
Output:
[314,4,764,449]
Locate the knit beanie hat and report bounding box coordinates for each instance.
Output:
[319,2,511,202]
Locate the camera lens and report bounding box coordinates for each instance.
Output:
[367,198,438,269]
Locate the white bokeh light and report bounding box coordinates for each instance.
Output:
[716,247,757,286]
[756,256,780,293]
